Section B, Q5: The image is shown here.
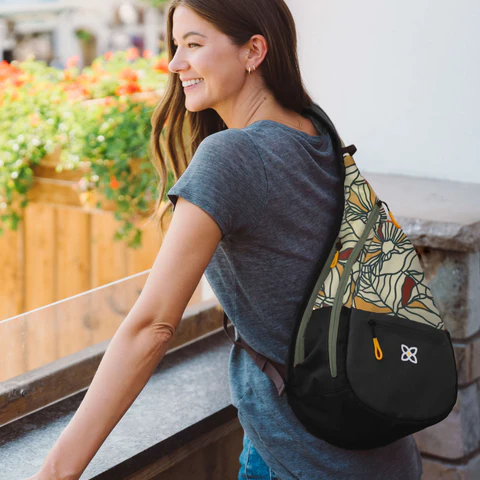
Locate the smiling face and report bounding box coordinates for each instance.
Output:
[168,6,249,115]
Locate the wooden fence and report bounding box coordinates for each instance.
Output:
[0,150,194,322]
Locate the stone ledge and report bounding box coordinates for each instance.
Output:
[454,337,480,386]
[395,217,480,253]
[364,171,480,252]
[0,298,224,426]
[0,327,236,479]
[418,250,480,340]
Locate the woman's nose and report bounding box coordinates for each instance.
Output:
[168,52,187,74]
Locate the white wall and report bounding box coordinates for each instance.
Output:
[287,0,479,184]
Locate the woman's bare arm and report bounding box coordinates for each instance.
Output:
[29,197,223,480]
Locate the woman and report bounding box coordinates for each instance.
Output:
[28,0,424,478]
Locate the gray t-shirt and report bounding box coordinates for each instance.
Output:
[167,116,423,480]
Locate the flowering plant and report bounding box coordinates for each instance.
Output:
[0,59,75,231]
[61,94,174,248]
[60,48,169,100]
[0,49,174,248]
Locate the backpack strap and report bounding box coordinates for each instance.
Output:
[223,312,287,396]
[341,143,357,156]
[304,102,357,157]
[222,102,355,399]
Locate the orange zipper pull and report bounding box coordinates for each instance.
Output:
[368,319,383,360]
[330,240,342,268]
[388,210,401,229]
[379,200,401,229]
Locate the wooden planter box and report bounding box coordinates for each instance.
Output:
[0,148,192,322]
[31,146,150,212]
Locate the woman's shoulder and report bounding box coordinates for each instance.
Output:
[201,127,253,150]
[195,128,261,165]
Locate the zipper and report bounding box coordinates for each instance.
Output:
[328,199,382,377]
[368,317,443,344]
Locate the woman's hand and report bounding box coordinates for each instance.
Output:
[20,319,174,480]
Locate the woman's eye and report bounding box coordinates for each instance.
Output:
[172,43,199,51]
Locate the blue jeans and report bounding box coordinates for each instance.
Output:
[238,432,279,480]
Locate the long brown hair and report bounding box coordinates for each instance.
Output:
[149,0,314,237]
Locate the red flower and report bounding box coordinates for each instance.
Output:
[104,51,114,61]
[118,68,138,82]
[153,58,169,74]
[115,82,141,96]
[12,76,25,87]
[110,176,120,189]
[126,47,139,61]
[61,82,90,99]
[143,49,153,59]
[0,60,23,84]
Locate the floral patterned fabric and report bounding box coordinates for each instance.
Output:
[314,153,444,330]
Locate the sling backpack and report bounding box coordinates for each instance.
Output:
[223,101,458,450]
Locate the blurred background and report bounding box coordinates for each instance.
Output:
[0,0,167,67]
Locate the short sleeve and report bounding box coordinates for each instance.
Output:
[167,129,268,239]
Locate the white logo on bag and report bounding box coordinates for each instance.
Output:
[401,344,418,364]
